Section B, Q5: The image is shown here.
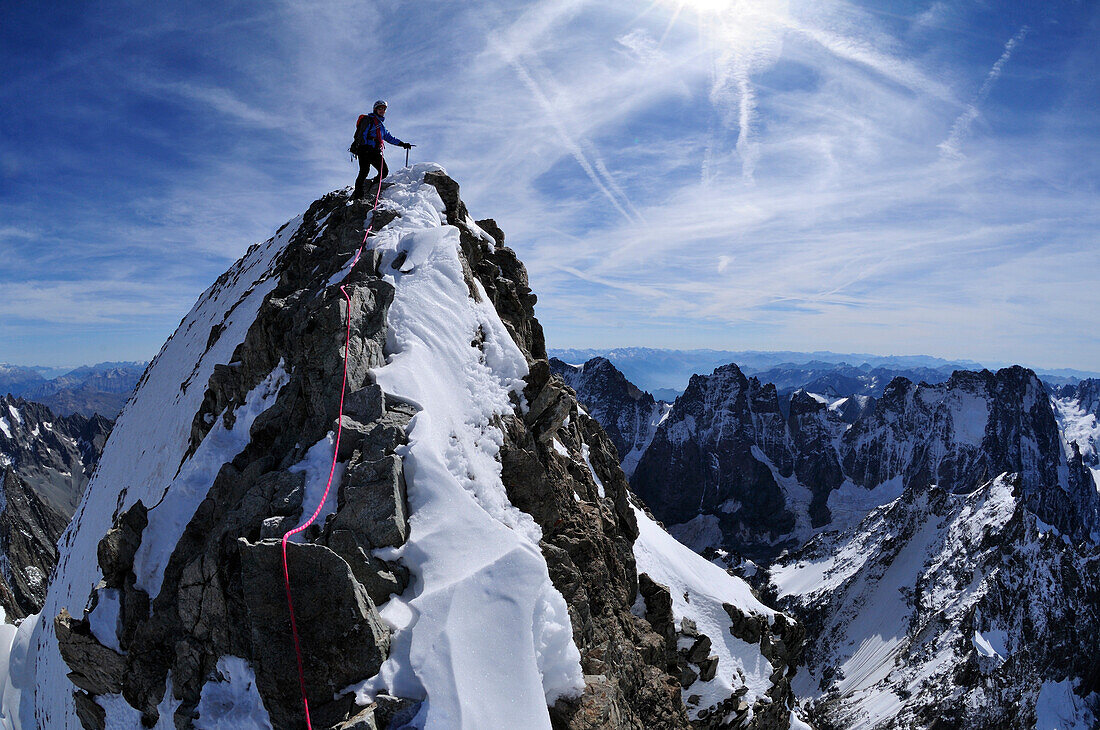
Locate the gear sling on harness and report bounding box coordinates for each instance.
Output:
[280,147,387,730]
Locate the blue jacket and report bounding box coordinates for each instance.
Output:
[361,113,404,149]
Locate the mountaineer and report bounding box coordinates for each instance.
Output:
[351,100,413,200]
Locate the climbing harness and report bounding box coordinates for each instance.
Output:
[280,150,387,730]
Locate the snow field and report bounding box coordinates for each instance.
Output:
[1053,395,1100,490]
[349,164,583,729]
[777,476,1023,729]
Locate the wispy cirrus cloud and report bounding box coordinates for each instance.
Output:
[1,0,1098,370]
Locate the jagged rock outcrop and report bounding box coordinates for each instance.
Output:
[8,167,802,730]
[0,468,69,621]
[631,364,803,559]
[768,474,1100,729]
[549,357,670,478]
[0,394,112,516]
[49,189,405,729]
[630,363,1100,560]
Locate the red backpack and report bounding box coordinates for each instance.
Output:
[350,114,370,154]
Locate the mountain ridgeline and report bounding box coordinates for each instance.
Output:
[561,356,1100,727]
[0,362,145,419]
[625,362,1099,558]
[0,167,804,730]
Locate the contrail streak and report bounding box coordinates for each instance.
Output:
[940,26,1029,158]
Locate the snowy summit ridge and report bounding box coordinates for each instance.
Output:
[0,165,799,730]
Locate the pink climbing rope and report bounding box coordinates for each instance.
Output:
[281,152,387,730]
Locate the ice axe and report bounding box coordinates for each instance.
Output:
[405,143,416,168]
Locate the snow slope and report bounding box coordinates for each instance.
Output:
[0,214,297,730]
[633,507,776,719]
[772,474,1100,729]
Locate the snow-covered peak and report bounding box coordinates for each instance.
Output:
[0,166,796,730]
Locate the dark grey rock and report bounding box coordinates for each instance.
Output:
[328,455,408,549]
[325,529,410,605]
[374,694,421,728]
[686,634,712,664]
[343,384,385,425]
[54,608,126,696]
[677,662,698,688]
[238,539,390,729]
[638,573,676,655]
[73,691,106,730]
[698,655,719,682]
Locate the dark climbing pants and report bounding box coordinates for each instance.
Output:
[354,147,388,199]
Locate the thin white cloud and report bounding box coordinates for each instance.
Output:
[940,26,1030,158]
[4,0,1097,369]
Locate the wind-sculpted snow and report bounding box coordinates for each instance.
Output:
[350,165,583,728]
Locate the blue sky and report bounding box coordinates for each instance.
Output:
[1,0,1098,370]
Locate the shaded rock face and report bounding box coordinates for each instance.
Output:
[630,364,809,559]
[0,468,69,620]
[629,363,1100,560]
[0,394,112,517]
[56,191,407,729]
[842,367,1099,542]
[550,357,669,478]
[768,474,1100,730]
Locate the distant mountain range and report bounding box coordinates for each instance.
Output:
[548,347,1099,395]
[558,354,1100,728]
[0,361,146,417]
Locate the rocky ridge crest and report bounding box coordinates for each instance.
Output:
[40,171,801,730]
